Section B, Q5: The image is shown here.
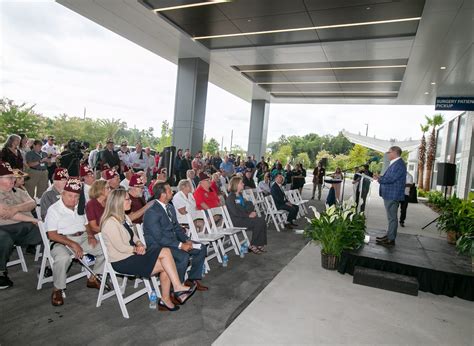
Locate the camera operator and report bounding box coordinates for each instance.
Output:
[58,139,84,177]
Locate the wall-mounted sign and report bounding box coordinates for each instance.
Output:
[435,97,474,111]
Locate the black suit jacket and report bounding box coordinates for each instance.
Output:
[100,149,120,171]
[270,183,287,208]
[143,201,189,249]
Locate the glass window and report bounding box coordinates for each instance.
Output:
[435,127,444,158]
[456,114,466,155]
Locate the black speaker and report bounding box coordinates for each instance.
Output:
[320,158,328,167]
[436,163,456,186]
[162,146,176,180]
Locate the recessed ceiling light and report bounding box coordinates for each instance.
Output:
[241,65,406,73]
[424,92,429,94]
[193,17,421,40]
[270,91,399,94]
[257,80,403,85]
[366,7,371,10]
[440,66,447,70]
[431,82,436,85]
[152,0,230,12]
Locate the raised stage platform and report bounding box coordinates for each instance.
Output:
[338,230,474,301]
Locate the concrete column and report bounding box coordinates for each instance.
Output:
[247,100,269,158]
[172,57,209,153]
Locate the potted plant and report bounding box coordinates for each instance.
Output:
[304,202,366,270]
[454,197,474,270]
[436,197,461,244]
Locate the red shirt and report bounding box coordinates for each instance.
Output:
[210,181,220,194]
[194,185,220,210]
[85,198,105,224]
[125,195,146,224]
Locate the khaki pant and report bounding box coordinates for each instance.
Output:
[50,233,105,290]
[25,168,49,199]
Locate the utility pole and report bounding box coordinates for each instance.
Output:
[365,123,369,136]
[230,130,233,154]
[83,107,87,120]
[221,136,224,152]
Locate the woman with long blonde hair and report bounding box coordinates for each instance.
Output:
[100,188,196,311]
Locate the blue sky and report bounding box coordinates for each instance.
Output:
[0,0,461,149]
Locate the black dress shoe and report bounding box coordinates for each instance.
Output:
[376,235,388,241]
[290,220,298,226]
[376,238,395,247]
[400,221,405,227]
[158,299,180,311]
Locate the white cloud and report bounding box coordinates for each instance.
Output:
[0,1,462,151]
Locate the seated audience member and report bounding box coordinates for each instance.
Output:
[186,169,198,191]
[125,174,153,224]
[242,169,256,189]
[172,179,203,232]
[13,169,28,191]
[271,174,299,228]
[235,161,246,174]
[119,165,133,190]
[85,180,110,234]
[143,182,208,293]
[271,163,285,181]
[194,172,221,211]
[0,135,23,170]
[103,168,121,190]
[257,172,272,196]
[100,188,196,311]
[219,155,234,179]
[210,172,222,195]
[45,178,105,306]
[191,152,203,173]
[24,139,50,199]
[226,176,267,254]
[245,156,256,170]
[40,168,69,220]
[0,162,42,289]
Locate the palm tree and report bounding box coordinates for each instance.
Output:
[424,114,445,191]
[417,124,429,188]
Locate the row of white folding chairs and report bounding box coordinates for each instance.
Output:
[241,189,267,217]
[284,189,309,218]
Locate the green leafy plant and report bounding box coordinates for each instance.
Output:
[304,202,366,257]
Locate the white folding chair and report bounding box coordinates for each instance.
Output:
[264,195,288,232]
[132,224,163,288]
[186,214,224,268]
[285,190,306,218]
[256,190,268,216]
[207,206,247,256]
[37,221,89,290]
[6,246,28,272]
[33,198,43,261]
[96,233,159,319]
[221,206,250,247]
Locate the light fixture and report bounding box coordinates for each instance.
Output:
[257,80,402,85]
[241,65,406,73]
[440,66,447,70]
[193,17,421,40]
[431,82,436,85]
[152,0,230,12]
[424,92,429,94]
[270,91,399,94]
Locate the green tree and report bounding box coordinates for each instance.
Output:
[156,120,172,152]
[274,144,293,165]
[204,138,220,154]
[296,152,310,167]
[424,114,444,191]
[332,154,349,172]
[0,98,45,141]
[348,144,369,168]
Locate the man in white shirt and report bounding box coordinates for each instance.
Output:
[41,135,59,183]
[399,172,414,227]
[117,141,131,174]
[129,142,148,172]
[46,178,105,306]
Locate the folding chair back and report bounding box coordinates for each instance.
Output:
[6,246,28,272]
[264,195,287,232]
[96,233,158,319]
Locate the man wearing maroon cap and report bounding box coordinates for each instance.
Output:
[45,178,105,306]
[0,161,42,289]
[125,174,153,224]
[102,168,120,190]
[40,168,69,220]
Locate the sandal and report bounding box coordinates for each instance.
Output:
[248,245,262,254]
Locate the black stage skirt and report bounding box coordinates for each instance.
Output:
[112,245,162,278]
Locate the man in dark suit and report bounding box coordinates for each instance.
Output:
[99,139,120,173]
[143,182,208,292]
[374,146,407,247]
[270,174,299,228]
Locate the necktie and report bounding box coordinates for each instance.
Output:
[139,151,143,160]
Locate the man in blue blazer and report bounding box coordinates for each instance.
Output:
[270,174,299,227]
[374,146,407,246]
[143,182,208,291]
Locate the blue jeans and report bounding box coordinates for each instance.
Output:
[384,199,400,241]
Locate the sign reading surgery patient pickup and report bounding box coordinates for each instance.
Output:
[435,97,474,111]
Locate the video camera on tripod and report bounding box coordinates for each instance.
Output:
[59,139,90,176]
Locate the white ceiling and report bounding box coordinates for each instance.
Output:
[57,0,473,105]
